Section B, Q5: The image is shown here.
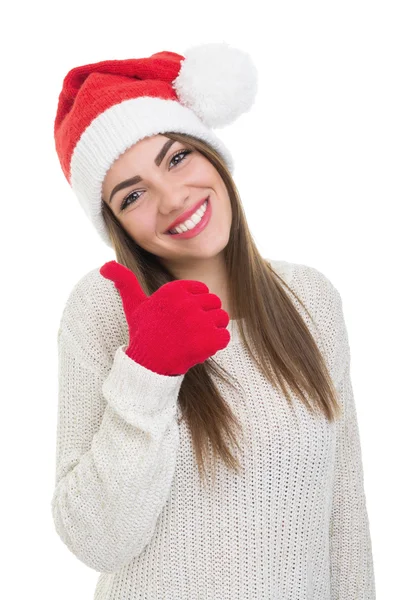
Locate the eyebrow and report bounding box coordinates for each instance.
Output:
[107,139,176,205]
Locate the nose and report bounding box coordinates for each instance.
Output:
[158,191,192,234]
[158,191,191,216]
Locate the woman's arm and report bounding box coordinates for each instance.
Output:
[329,360,376,599]
[306,265,376,599]
[50,271,185,573]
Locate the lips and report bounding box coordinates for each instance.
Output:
[164,196,209,233]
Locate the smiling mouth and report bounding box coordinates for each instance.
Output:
[163,196,210,234]
[164,197,211,239]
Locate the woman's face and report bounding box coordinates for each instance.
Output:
[101,134,232,266]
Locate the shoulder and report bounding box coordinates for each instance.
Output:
[268,257,339,303]
[268,257,342,320]
[268,258,350,386]
[58,266,122,326]
[57,266,127,369]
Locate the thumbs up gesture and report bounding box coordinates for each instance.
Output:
[100,260,231,376]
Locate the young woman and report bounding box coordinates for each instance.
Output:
[51,43,376,599]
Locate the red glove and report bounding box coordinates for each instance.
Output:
[100,260,231,376]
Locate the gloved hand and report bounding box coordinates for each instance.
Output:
[100,260,231,376]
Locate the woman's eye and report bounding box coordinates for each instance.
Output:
[120,149,192,211]
[169,149,191,168]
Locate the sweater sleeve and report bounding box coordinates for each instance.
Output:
[50,272,185,574]
[305,266,376,599]
[329,360,376,599]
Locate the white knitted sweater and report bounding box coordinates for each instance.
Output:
[51,259,376,599]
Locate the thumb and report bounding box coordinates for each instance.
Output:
[100,260,148,310]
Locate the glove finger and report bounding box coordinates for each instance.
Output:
[213,308,230,328]
[199,293,222,311]
[180,280,210,295]
[217,327,231,350]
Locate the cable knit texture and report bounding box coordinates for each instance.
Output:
[51,259,376,599]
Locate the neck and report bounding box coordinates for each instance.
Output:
[161,252,234,318]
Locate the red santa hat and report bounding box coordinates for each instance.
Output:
[54,42,258,247]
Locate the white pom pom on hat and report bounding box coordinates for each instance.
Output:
[54,42,259,248]
[173,41,258,128]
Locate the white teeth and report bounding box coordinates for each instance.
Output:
[169,199,208,234]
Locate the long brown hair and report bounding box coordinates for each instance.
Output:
[101,132,342,487]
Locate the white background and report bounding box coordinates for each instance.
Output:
[1,0,398,597]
